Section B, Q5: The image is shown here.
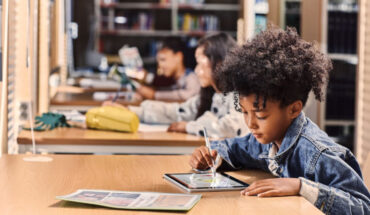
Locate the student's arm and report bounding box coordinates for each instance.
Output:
[210,135,269,171]
[128,100,179,124]
[185,107,249,139]
[175,95,200,121]
[136,86,155,100]
[154,73,201,101]
[128,95,200,124]
[299,151,370,215]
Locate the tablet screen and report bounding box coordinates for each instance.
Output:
[165,173,248,189]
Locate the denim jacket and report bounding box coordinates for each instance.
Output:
[211,112,370,215]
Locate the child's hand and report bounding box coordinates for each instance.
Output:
[189,146,218,170]
[132,93,144,102]
[102,101,127,110]
[241,178,301,197]
[167,121,187,133]
[137,86,155,99]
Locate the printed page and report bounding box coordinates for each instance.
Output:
[138,123,169,132]
[130,193,199,209]
[56,189,201,211]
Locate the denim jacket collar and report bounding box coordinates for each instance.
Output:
[273,111,306,162]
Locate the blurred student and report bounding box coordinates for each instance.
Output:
[105,33,249,138]
[135,37,200,101]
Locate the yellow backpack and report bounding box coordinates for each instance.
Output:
[86,106,139,133]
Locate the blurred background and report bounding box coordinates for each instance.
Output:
[1,0,369,166]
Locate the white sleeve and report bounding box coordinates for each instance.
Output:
[176,95,200,121]
[185,107,249,138]
[128,95,200,124]
[128,100,179,124]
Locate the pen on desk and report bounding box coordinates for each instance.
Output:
[203,127,216,178]
[112,85,122,103]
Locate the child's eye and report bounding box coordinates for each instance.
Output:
[256,115,268,120]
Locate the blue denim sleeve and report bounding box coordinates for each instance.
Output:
[210,134,269,171]
[307,151,370,215]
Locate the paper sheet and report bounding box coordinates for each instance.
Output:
[57,189,201,211]
[138,123,169,132]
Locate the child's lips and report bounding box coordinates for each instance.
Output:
[253,133,263,138]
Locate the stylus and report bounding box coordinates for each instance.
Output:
[203,127,216,178]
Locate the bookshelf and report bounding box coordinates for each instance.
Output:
[324,0,358,151]
[94,0,240,70]
[302,0,358,151]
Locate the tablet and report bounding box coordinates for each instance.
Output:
[164,172,249,192]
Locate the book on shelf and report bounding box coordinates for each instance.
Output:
[255,14,267,35]
[178,13,219,32]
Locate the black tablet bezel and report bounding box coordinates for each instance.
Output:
[164,172,249,190]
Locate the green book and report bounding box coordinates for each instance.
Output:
[56,189,201,211]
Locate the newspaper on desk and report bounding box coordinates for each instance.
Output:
[56,189,201,211]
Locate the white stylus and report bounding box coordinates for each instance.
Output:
[203,127,216,178]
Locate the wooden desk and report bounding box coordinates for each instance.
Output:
[50,91,183,112]
[17,127,204,154]
[0,154,323,215]
[50,92,140,111]
[56,85,120,93]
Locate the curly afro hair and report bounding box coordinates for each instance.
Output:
[215,26,332,109]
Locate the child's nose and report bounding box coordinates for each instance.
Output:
[246,115,258,129]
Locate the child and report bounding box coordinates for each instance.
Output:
[135,37,200,101]
[189,27,370,215]
[108,33,249,138]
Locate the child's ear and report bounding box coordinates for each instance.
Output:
[288,100,303,119]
